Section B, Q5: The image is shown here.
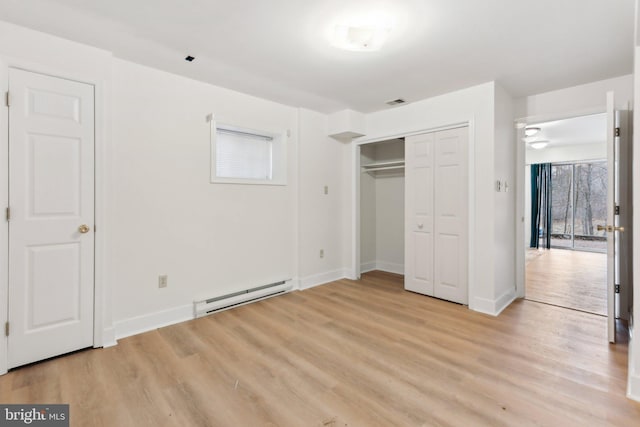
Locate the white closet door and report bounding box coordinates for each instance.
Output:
[404,133,435,295]
[434,127,468,304]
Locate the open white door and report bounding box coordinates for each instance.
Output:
[604,91,621,343]
[7,68,95,368]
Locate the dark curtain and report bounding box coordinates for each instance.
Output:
[530,163,552,249]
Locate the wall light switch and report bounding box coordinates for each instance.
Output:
[320,249,324,258]
[324,185,329,195]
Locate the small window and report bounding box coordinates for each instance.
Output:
[210,121,286,185]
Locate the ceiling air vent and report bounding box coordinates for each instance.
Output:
[385,98,406,106]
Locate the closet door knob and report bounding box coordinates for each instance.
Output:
[418,223,424,229]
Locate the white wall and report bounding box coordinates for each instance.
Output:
[110,59,300,335]
[493,83,516,305]
[359,82,511,315]
[515,75,633,121]
[298,109,349,288]
[375,175,404,274]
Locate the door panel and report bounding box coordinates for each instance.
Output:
[434,128,468,304]
[405,127,468,304]
[8,68,95,369]
[405,133,434,295]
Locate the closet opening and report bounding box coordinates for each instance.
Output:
[358,138,406,280]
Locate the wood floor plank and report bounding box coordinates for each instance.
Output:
[526,249,607,315]
[1,270,639,426]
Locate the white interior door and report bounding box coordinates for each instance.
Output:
[605,91,617,343]
[7,68,95,368]
[433,128,468,304]
[404,132,435,295]
[405,127,468,304]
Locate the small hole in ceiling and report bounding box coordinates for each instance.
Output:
[185,55,195,62]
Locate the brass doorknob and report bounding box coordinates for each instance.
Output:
[78,224,90,234]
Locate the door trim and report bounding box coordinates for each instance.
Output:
[0,60,111,375]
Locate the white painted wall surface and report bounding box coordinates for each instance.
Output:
[298,109,349,288]
[493,84,516,306]
[359,146,377,272]
[515,75,633,121]
[361,82,502,314]
[110,59,299,333]
[375,175,404,274]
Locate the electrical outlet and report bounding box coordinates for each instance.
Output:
[319,249,324,258]
[158,275,168,288]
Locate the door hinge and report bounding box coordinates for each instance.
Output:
[615,205,620,215]
[615,284,621,294]
[4,91,9,107]
[5,207,10,221]
[4,322,8,337]
[615,127,621,137]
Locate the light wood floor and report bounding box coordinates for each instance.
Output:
[526,249,607,315]
[1,271,639,426]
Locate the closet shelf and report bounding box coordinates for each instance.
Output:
[361,160,405,174]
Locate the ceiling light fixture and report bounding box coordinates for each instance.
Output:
[332,25,391,51]
[529,140,549,150]
[329,12,394,52]
[524,127,541,137]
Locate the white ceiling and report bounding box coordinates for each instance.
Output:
[0,0,634,113]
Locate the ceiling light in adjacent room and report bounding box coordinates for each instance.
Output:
[529,140,549,150]
[524,127,541,137]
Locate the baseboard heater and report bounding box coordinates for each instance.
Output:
[194,279,292,318]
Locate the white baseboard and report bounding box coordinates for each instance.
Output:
[299,269,349,290]
[360,261,376,274]
[629,370,640,402]
[471,289,516,316]
[100,327,117,347]
[375,261,404,275]
[114,304,194,340]
[628,329,640,402]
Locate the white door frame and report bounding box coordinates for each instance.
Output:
[514,106,607,299]
[0,58,111,375]
[351,119,475,303]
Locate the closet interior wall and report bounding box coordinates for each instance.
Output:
[360,139,405,275]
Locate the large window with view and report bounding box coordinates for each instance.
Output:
[550,161,607,252]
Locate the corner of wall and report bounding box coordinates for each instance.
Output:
[471,288,516,316]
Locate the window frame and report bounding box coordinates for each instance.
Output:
[210,119,287,186]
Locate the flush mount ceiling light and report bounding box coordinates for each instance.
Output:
[529,140,549,150]
[329,11,394,52]
[524,127,541,137]
[332,25,391,51]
